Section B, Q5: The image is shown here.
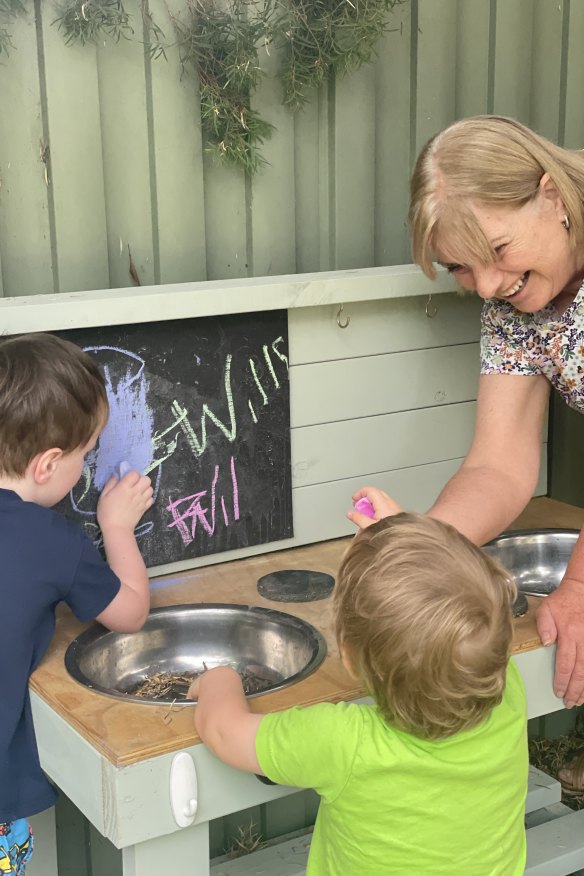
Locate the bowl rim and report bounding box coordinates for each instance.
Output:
[484,528,580,547]
[64,602,329,706]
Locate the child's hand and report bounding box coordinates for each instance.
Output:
[347,486,404,529]
[187,676,202,701]
[97,470,154,532]
[187,666,241,702]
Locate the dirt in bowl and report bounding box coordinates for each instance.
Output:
[129,665,275,701]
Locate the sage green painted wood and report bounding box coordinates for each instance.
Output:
[38,12,110,295]
[563,0,584,149]
[250,42,296,277]
[290,344,480,427]
[0,11,53,297]
[414,0,458,154]
[374,2,412,267]
[492,0,533,121]
[454,0,491,116]
[530,0,565,142]
[333,64,376,270]
[288,294,482,365]
[291,402,477,487]
[0,266,457,334]
[150,0,207,284]
[96,0,155,291]
[122,821,210,876]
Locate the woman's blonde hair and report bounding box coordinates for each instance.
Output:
[334,513,517,740]
[409,114,584,278]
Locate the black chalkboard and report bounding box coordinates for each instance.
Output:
[54,311,292,567]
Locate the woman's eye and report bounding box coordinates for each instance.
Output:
[494,244,507,258]
[445,263,465,274]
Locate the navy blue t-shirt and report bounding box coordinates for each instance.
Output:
[0,488,121,822]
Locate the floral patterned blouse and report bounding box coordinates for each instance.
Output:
[480,282,584,414]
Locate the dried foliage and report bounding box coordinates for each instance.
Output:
[529,727,584,811]
[225,819,265,859]
[131,666,273,700]
[173,0,274,175]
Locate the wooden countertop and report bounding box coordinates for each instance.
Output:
[29,497,584,768]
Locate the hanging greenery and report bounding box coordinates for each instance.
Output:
[53,0,166,58]
[273,0,405,111]
[53,0,134,46]
[0,0,407,172]
[0,0,26,58]
[172,0,274,174]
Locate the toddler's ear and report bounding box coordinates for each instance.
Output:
[340,644,359,681]
[29,448,63,484]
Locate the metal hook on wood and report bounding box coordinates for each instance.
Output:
[425,294,438,318]
[336,304,350,329]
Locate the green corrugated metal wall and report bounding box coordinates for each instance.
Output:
[1,0,582,298]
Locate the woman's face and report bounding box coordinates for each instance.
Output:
[434,177,584,313]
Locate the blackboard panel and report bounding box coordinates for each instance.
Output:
[54,311,292,568]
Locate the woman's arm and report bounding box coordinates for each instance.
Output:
[349,372,551,536]
[426,371,551,543]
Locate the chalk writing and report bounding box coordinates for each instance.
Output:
[54,311,292,568]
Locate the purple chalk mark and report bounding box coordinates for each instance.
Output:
[354,497,376,519]
[221,496,229,526]
[230,455,240,520]
[84,348,154,491]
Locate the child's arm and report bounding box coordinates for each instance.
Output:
[189,667,264,774]
[95,470,153,633]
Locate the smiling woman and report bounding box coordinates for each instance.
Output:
[348,115,584,744]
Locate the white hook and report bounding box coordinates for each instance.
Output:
[425,294,438,318]
[336,304,350,329]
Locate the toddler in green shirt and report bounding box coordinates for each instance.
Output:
[189,513,528,875]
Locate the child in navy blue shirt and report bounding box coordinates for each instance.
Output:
[0,333,153,874]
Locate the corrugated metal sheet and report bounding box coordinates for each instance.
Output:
[0,0,578,298]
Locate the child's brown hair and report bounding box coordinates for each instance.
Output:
[334,513,517,740]
[0,333,107,477]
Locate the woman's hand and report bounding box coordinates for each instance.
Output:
[537,575,584,708]
[347,486,404,529]
[537,529,584,707]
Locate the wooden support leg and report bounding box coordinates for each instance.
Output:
[122,821,210,876]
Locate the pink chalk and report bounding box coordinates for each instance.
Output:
[354,497,375,519]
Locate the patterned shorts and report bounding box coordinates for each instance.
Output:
[0,821,33,876]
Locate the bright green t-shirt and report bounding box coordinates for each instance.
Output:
[256,659,527,876]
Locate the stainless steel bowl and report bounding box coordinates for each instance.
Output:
[483,529,579,596]
[65,604,328,705]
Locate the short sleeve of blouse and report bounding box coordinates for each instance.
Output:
[480,299,540,376]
